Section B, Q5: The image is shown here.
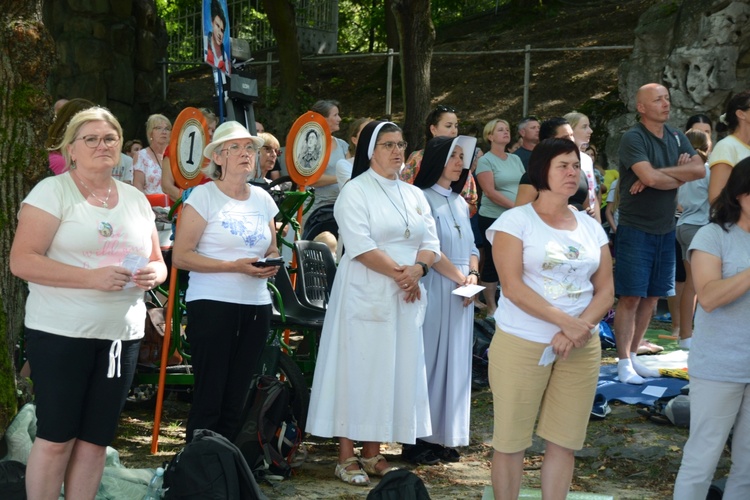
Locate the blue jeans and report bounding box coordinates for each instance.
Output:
[614,225,675,297]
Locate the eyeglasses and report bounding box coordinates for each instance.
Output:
[260,145,280,156]
[435,105,456,113]
[76,135,120,149]
[377,141,408,152]
[222,143,258,156]
[153,126,172,132]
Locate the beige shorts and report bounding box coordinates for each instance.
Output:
[488,326,600,453]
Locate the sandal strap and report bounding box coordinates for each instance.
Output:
[359,454,385,466]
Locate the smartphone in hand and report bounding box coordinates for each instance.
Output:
[254,257,284,268]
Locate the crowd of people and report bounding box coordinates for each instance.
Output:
[12,84,750,499]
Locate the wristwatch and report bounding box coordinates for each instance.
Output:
[416,261,429,277]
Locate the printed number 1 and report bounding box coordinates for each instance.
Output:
[186,131,195,165]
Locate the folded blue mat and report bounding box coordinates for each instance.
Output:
[597,365,688,405]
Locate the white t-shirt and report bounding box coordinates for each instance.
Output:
[486,204,609,343]
[580,152,598,210]
[184,182,279,305]
[23,174,155,340]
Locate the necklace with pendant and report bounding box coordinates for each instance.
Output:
[444,196,462,238]
[74,172,113,208]
[375,179,411,238]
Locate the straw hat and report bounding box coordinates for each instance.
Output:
[203,121,264,159]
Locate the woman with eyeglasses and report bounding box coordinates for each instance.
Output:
[307,121,440,486]
[255,132,282,182]
[400,105,479,217]
[10,107,167,499]
[134,113,171,195]
[172,121,281,443]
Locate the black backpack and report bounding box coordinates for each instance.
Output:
[0,460,26,500]
[366,469,431,500]
[234,375,303,479]
[163,429,267,500]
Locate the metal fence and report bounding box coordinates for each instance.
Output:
[247,44,634,118]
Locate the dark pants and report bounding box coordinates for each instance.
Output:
[185,300,271,442]
[479,215,499,283]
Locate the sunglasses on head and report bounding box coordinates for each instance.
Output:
[435,105,456,113]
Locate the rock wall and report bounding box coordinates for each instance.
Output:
[607,0,750,168]
[43,0,168,141]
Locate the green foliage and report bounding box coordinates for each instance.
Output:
[338,0,387,53]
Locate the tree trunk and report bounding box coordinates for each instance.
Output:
[384,0,399,51]
[0,0,54,431]
[391,0,434,154]
[261,0,302,131]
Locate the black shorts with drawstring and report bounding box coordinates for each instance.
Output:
[25,328,140,446]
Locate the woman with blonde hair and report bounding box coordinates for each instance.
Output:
[11,107,167,498]
[564,111,601,223]
[474,118,525,315]
[134,113,171,194]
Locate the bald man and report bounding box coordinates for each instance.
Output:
[53,98,69,116]
[614,83,705,384]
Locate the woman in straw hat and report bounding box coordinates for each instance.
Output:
[173,121,282,442]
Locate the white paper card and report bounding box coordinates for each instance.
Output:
[538,345,557,366]
[121,253,148,289]
[641,385,667,398]
[451,284,486,298]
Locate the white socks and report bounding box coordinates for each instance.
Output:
[679,337,692,350]
[617,358,644,385]
[629,353,661,378]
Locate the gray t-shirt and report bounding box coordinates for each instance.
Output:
[618,123,696,234]
[688,223,750,383]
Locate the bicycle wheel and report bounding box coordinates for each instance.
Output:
[276,352,310,433]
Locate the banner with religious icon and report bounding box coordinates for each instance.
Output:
[203,0,231,75]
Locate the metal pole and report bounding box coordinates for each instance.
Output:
[266,52,272,104]
[386,49,394,118]
[162,59,168,101]
[523,44,531,117]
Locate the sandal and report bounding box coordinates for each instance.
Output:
[360,454,399,477]
[334,456,370,486]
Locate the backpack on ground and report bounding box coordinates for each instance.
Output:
[366,469,431,500]
[0,460,26,500]
[234,375,303,480]
[163,428,267,500]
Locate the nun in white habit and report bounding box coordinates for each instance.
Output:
[306,121,441,485]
